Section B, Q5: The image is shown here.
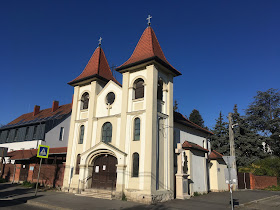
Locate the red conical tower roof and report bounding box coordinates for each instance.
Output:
[116,26,181,76]
[69,46,119,86]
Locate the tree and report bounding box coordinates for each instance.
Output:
[232,104,266,167]
[174,100,179,112]
[189,109,205,128]
[211,111,229,155]
[246,88,280,156]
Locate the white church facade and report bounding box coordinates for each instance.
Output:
[63,22,227,203]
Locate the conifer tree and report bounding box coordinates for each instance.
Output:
[211,111,229,155]
[246,88,280,157]
[174,100,179,112]
[232,104,265,167]
[189,109,205,128]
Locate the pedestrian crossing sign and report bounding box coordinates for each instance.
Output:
[37,145,49,158]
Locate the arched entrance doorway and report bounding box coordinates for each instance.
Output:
[91,154,117,190]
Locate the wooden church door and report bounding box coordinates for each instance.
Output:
[91,154,117,190]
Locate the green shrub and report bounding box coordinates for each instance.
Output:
[265,185,280,191]
[0,177,6,183]
[122,192,127,201]
[22,181,36,188]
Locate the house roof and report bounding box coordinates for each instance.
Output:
[116,26,181,76]
[182,141,209,153]
[1,103,72,130]
[7,147,67,160]
[209,150,223,160]
[174,111,213,135]
[68,46,120,86]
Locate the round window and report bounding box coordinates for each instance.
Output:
[106,92,115,105]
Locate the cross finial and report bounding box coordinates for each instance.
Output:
[147,15,152,26]
[98,37,102,46]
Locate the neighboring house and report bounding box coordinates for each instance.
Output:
[0,101,71,154]
[63,23,222,204]
[174,111,213,195]
[209,150,228,192]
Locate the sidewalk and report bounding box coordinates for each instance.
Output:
[1,183,280,210]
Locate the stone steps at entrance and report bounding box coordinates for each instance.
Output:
[76,189,115,200]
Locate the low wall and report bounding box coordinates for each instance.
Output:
[250,174,277,189]
[2,163,65,188]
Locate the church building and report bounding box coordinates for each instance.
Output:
[63,19,226,203]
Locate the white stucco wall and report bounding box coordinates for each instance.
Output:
[96,81,122,117]
[45,116,71,148]
[1,140,44,152]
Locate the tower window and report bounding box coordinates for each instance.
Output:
[134,118,140,141]
[6,130,10,142]
[106,92,115,105]
[79,125,84,144]
[132,152,139,177]
[157,79,163,101]
[81,92,89,110]
[134,79,144,99]
[102,122,112,143]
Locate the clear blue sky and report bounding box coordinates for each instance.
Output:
[1,0,279,129]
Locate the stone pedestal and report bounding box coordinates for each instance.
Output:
[176,173,190,199]
[175,143,191,199]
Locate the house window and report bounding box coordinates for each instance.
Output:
[134,118,140,141]
[157,79,163,101]
[14,129,19,141]
[25,127,29,140]
[102,122,112,143]
[59,127,64,141]
[134,79,144,99]
[33,126,38,140]
[75,154,81,174]
[6,130,10,142]
[132,152,139,177]
[79,125,84,144]
[81,92,89,110]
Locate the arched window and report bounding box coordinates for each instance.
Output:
[102,122,112,143]
[134,118,140,141]
[157,79,163,101]
[134,79,144,99]
[132,152,139,177]
[81,92,89,110]
[75,154,81,174]
[79,125,84,144]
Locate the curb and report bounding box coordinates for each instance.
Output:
[236,195,280,208]
[27,200,71,210]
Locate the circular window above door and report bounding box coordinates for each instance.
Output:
[106,92,115,105]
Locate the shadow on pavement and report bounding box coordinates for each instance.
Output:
[0,183,43,208]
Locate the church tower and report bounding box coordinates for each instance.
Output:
[63,18,181,204]
[116,20,181,201]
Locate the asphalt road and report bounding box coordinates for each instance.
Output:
[1,183,280,210]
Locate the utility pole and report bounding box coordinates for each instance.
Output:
[228,113,238,190]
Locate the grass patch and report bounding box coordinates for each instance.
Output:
[264,185,280,191]
[22,181,36,188]
[122,192,127,201]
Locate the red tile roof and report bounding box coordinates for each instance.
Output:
[116,26,181,76]
[209,150,223,160]
[5,103,72,127]
[69,46,120,86]
[174,111,214,135]
[7,147,67,160]
[182,141,209,153]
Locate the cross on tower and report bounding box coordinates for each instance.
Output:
[147,15,152,26]
[98,37,102,46]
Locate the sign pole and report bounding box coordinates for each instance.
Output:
[35,158,42,196]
